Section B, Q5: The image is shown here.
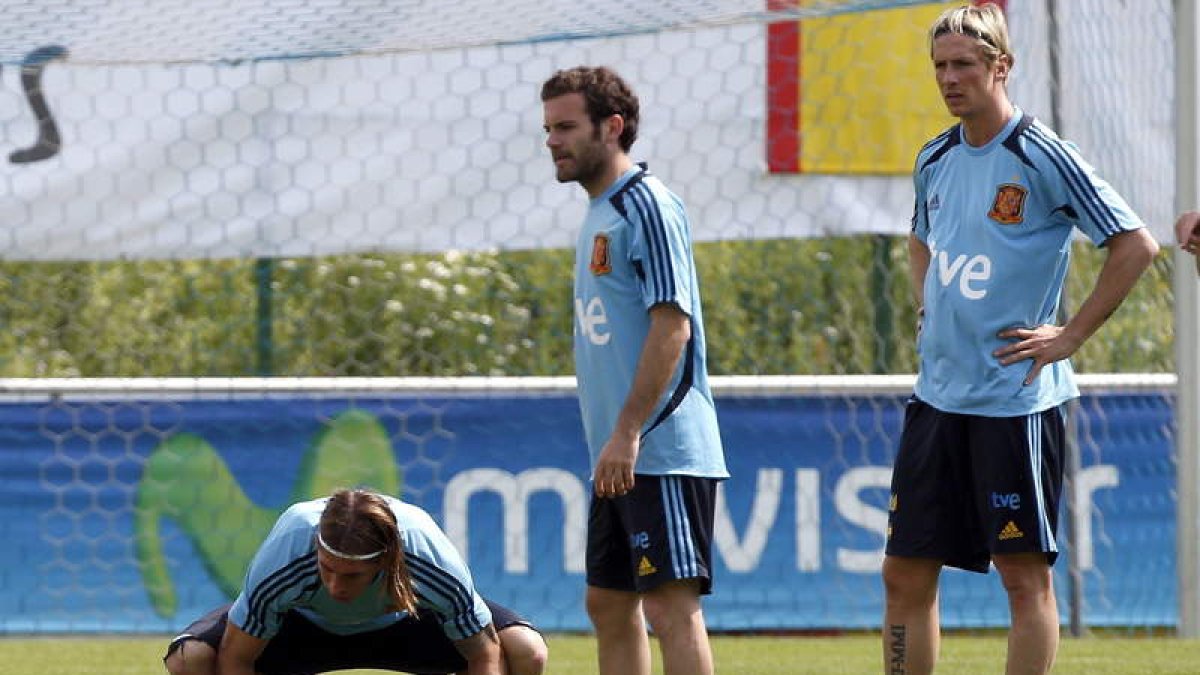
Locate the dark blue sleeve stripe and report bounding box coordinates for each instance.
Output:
[415,590,435,609]
[917,126,960,172]
[1025,125,1119,235]
[413,561,481,636]
[300,577,322,601]
[1000,114,1038,169]
[408,556,482,636]
[1026,125,1123,238]
[244,553,315,634]
[606,165,646,223]
[918,127,953,156]
[409,557,470,614]
[627,183,676,304]
[245,567,318,636]
[243,552,318,636]
[625,186,666,301]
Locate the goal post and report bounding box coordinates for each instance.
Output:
[1174,0,1200,639]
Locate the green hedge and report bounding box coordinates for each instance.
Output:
[0,236,1175,377]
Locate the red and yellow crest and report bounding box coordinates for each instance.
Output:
[589,234,612,275]
[988,183,1028,225]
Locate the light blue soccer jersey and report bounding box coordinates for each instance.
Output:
[911,108,1145,416]
[573,164,728,478]
[227,496,491,641]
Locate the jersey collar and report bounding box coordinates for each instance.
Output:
[593,162,647,203]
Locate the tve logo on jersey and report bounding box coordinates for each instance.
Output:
[928,240,992,300]
[575,297,610,345]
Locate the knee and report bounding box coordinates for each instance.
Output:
[501,626,549,675]
[995,557,1054,607]
[585,587,641,633]
[1000,573,1050,598]
[882,557,939,610]
[163,639,216,675]
[641,582,703,637]
[640,596,672,632]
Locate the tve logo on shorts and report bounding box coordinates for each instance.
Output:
[991,492,1022,510]
[575,297,610,345]
[630,531,650,550]
[929,241,992,300]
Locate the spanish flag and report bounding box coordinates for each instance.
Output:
[767,0,1004,174]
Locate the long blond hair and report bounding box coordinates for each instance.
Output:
[318,488,418,615]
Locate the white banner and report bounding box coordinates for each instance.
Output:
[0,0,1174,261]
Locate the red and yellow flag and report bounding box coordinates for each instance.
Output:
[767,0,1004,174]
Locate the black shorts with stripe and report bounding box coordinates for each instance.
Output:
[586,473,717,594]
[885,397,1065,573]
[164,598,534,675]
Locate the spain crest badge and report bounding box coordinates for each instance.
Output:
[987,183,1027,225]
[589,233,612,275]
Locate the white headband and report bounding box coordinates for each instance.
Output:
[316,531,385,561]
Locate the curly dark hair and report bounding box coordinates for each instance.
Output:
[540,65,639,152]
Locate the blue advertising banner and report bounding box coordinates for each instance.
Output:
[0,390,1176,633]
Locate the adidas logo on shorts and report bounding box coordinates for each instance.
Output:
[638,556,657,577]
[999,521,1024,541]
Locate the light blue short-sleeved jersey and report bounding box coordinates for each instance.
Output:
[911,108,1145,416]
[227,496,491,641]
[573,164,728,478]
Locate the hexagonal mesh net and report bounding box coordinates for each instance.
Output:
[0,0,1176,377]
[0,0,1185,637]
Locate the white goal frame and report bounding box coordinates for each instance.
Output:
[1175,0,1200,639]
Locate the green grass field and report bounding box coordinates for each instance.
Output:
[3,633,1199,674]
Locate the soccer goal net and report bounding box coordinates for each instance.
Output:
[0,0,1188,636]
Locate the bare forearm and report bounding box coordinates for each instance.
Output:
[457,625,505,675]
[215,622,267,675]
[1063,229,1158,344]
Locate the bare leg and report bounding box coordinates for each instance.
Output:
[163,639,217,675]
[993,553,1058,675]
[881,555,942,675]
[497,624,549,675]
[641,579,713,675]
[587,585,651,675]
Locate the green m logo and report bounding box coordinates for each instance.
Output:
[133,409,401,618]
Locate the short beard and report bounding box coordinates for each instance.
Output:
[557,129,608,185]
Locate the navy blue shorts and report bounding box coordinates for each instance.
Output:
[165,598,535,675]
[586,474,717,594]
[885,398,1065,573]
